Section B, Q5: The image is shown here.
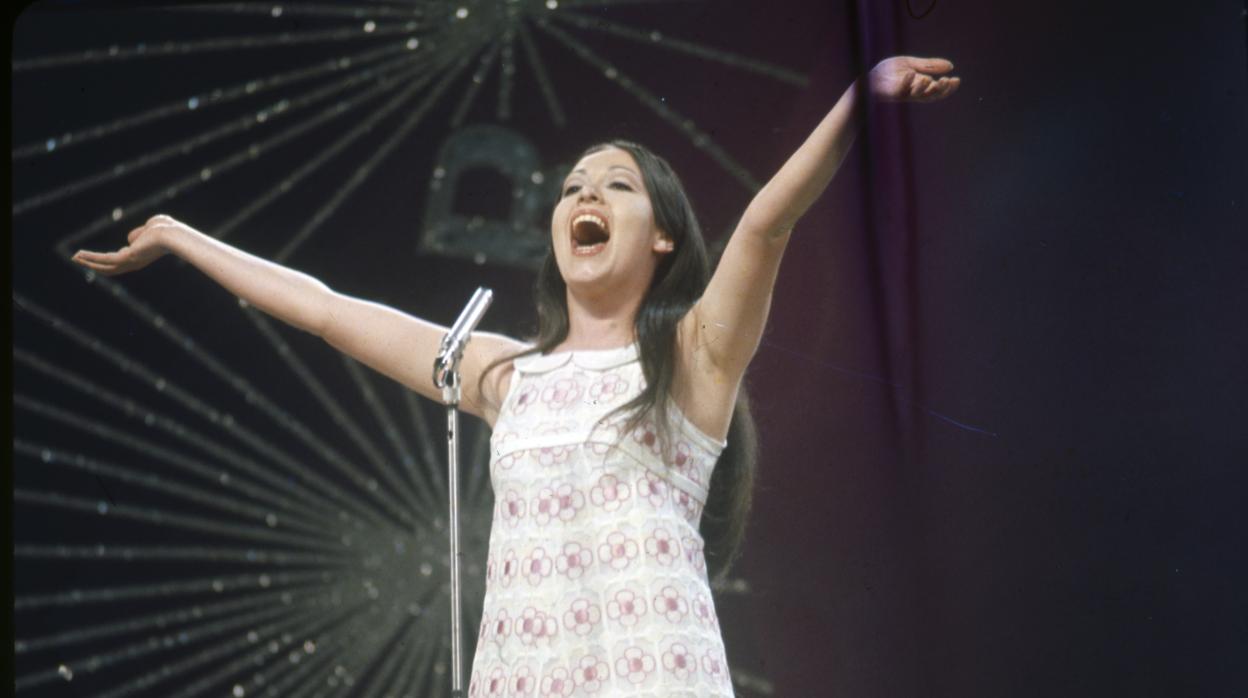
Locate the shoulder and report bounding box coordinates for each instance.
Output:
[671,310,742,442]
[463,332,531,426]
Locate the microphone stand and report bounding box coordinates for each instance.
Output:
[432,287,493,698]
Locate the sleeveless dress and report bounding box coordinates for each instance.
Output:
[468,343,734,697]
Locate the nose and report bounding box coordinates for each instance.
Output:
[576,182,601,203]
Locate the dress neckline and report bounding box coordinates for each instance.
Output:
[513,342,639,373]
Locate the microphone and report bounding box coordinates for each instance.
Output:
[434,287,493,395]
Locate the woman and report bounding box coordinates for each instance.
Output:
[74,56,959,696]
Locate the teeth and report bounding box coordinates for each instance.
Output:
[573,213,607,229]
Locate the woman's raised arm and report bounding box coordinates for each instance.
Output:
[674,56,960,436]
[72,215,525,424]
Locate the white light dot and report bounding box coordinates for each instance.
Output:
[187,97,199,110]
[58,664,73,681]
[530,171,544,184]
[265,513,278,527]
[258,574,271,588]
[650,31,662,41]
[111,207,124,221]
[455,7,469,19]
[40,449,53,463]
[200,168,212,181]
[45,138,57,151]
[363,21,376,32]
[605,67,618,79]
[232,684,245,697]
[406,38,420,50]
[304,640,316,653]
[546,0,558,8]
[97,501,109,515]
[212,580,225,592]
[247,631,259,643]
[420,562,433,576]
[270,6,283,18]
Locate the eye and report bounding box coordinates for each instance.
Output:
[562,184,581,197]
[609,181,633,191]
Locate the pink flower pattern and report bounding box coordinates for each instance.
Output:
[539,666,574,697]
[572,654,609,692]
[615,646,656,685]
[554,541,592,580]
[472,348,730,695]
[597,530,639,571]
[562,598,601,637]
[522,547,553,586]
[540,377,583,410]
[662,642,697,681]
[515,607,557,646]
[588,474,630,511]
[644,527,681,566]
[653,585,690,624]
[605,589,648,628]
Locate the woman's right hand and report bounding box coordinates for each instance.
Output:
[72,214,185,275]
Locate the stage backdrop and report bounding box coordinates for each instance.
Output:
[11,1,1247,696]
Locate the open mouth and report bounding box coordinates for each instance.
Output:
[571,213,610,255]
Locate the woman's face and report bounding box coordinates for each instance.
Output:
[551,147,673,298]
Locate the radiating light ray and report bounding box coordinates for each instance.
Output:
[210,61,464,244]
[95,599,357,698]
[497,26,517,121]
[273,46,478,262]
[552,11,808,86]
[14,49,426,216]
[241,309,413,513]
[253,613,381,698]
[14,570,332,611]
[13,295,406,532]
[537,18,762,191]
[260,629,348,697]
[13,39,420,160]
[52,57,437,253]
[402,387,447,497]
[354,619,417,698]
[13,488,335,551]
[387,623,429,697]
[12,438,339,546]
[13,21,422,71]
[15,544,344,567]
[165,602,365,698]
[307,613,405,698]
[516,20,567,127]
[15,599,302,691]
[14,395,330,536]
[15,591,281,655]
[561,0,699,5]
[13,348,366,530]
[450,39,501,128]
[166,2,429,20]
[339,356,427,515]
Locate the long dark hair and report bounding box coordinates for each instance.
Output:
[484,140,757,583]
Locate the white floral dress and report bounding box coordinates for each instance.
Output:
[468,344,734,697]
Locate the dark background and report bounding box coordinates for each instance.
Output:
[10,0,1247,696]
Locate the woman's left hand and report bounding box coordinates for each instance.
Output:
[867,56,960,103]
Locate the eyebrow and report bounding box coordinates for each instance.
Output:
[569,165,640,177]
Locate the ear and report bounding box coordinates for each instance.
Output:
[652,231,675,254]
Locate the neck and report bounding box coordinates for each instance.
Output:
[559,285,644,351]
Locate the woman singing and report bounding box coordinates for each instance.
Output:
[73,56,959,696]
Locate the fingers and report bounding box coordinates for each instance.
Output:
[71,251,121,276]
[915,57,954,74]
[915,76,960,102]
